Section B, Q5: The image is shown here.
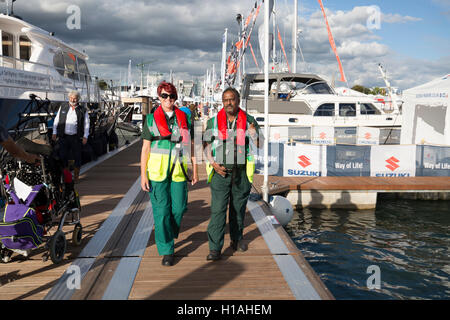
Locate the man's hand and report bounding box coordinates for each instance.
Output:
[248,122,257,139]
[52,134,57,141]
[82,137,88,145]
[212,162,227,177]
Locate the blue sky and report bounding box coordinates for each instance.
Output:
[300,0,450,60]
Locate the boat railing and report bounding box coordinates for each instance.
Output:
[0,54,120,101]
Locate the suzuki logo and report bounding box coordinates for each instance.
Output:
[385,156,400,171]
[319,132,327,139]
[365,132,372,140]
[298,155,312,168]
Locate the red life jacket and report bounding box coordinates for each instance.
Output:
[217,107,247,146]
[153,105,189,144]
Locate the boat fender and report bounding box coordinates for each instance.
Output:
[269,195,294,226]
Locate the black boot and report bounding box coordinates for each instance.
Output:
[206,250,221,261]
[230,240,248,252]
[162,254,174,266]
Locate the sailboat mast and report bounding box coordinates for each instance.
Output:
[292,0,298,73]
[272,0,276,71]
[263,0,270,203]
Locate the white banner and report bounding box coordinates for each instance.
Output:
[370,145,416,177]
[312,126,334,145]
[284,144,324,177]
[357,127,380,145]
[269,126,289,143]
[0,67,51,90]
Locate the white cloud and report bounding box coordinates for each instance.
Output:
[11,1,445,90]
[382,13,422,24]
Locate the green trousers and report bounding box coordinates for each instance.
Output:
[149,178,188,255]
[207,167,252,252]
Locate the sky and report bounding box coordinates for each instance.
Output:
[8,0,450,91]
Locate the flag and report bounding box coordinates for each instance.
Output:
[277,27,291,73]
[318,0,346,82]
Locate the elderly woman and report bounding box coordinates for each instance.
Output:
[140,82,198,266]
[52,90,89,183]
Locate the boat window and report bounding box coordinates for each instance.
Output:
[360,103,379,115]
[2,31,14,57]
[63,52,79,81]
[53,51,65,76]
[279,77,334,95]
[77,57,91,81]
[19,36,31,61]
[314,103,335,116]
[248,79,277,97]
[309,82,334,94]
[339,103,356,117]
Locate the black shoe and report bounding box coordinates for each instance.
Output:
[230,240,247,252]
[206,250,221,261]
[162,254,174,266]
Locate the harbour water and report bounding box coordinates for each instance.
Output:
[285,197,450,300]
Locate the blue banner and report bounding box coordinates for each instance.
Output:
[416,145,450,176]
[326,145,371,176]
[254,142,284,176]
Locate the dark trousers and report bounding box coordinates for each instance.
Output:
[207,167,252,252]
[58,134,82,168]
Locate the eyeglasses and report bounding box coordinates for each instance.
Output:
[160,93,177,100]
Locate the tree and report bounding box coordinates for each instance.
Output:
[371,87,386,95]
[352,85,371,95]
[98,79,109,90]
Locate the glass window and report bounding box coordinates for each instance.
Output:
[248,79,277,97]
[77,57,91,81]
[339,103,356,117]
[53,51,65,76]
[314,103,335,116]
[63,52,79,81]
[19,36,31,60]
[309,82,334,94]
[2,32,13,57]
[360,103,379,115]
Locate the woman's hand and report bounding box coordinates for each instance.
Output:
[141,175,150,192]
[191,172,199,185]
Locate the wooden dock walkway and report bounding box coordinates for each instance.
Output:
[0,140,333,300]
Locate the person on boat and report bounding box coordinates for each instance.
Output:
[52,90,90,184]
[203,87,262,261]
[140,82,199,267]
[0,124,40,163]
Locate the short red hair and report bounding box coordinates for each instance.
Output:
[157,81,178,100]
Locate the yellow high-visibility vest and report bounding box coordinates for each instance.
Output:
[146,114,188,182]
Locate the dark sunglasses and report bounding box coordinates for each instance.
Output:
[160,93,177,100]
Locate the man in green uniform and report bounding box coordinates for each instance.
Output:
[203,87,262,261]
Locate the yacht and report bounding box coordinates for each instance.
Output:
[240,73,402,144]
[0,12,118,151]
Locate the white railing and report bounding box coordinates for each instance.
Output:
[0,54,120,102]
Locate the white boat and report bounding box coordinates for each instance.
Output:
[241,72,402,144]
[0,11,118,144]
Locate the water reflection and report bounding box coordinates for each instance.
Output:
[285,199,450,299]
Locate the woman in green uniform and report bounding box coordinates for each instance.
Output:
[140,82,198,266]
